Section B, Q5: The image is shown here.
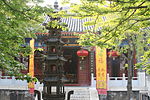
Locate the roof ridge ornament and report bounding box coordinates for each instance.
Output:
[54,0,59,10]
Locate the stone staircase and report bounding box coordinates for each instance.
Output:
[65,87,99,100]
[70,90,90,100]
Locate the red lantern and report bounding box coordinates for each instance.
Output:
[77,49,89,59]
[108,51,119,58]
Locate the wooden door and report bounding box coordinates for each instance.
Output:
[78,56,91,86]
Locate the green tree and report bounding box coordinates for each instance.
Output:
[61,0,150,99]
[0,0,52,82]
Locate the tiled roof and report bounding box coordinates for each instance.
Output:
[43,16,102,32]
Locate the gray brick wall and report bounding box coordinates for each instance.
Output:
[0,90,34,100]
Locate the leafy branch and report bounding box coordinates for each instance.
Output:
[2,0,42,23]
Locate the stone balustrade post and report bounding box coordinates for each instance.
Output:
[107,73,109,89]
[138,72,146,88]
[122,73,126,86]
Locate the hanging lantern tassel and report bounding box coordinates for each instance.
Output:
[112,57,115,60]
[81,56,84,60]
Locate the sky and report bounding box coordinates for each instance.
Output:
[42,0,58,6]
[27,0,80,9]
[42,0,80,7]
[27,0,80,7]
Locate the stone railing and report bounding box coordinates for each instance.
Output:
[91,72,147,91]
[0,72,147,91]
[0,76,43,91]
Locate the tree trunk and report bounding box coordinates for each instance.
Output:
[127,49,134,100]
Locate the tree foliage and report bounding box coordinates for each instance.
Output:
[61,0,149,99]
[0,0,52,81]
[64,0,150,73]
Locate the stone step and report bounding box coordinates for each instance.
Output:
[69,89,90,100]
[64,87,99,100]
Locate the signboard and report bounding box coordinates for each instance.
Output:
[96,47,107,95]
